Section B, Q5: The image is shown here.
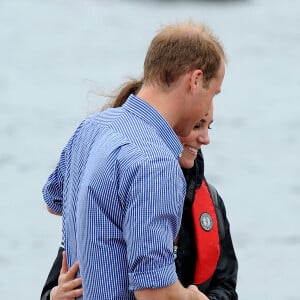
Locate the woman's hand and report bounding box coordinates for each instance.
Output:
[51,251,83,300]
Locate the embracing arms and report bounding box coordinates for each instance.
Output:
[41,248,208,300]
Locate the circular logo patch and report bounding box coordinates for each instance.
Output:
[200,212,213,231]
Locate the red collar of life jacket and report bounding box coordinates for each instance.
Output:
[192,179,220,284]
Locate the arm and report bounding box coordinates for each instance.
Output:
[43,121,87,215]
[121,157,187,295]
[122,157,209,300]
[42,157,65,215]
[206,192,238,300]
[42,138,72,215]
[135,281,209,300]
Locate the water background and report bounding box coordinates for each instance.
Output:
[1,0,300,299]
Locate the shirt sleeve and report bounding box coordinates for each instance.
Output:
[120,155,186,291]
[42,143,68,214]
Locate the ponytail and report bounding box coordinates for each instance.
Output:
[111,78,143,108]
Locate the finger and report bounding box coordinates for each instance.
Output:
[63,278,82,290]
[67,287,83,299]
[60,251,68,274]
[57,284,83,300]
[64,261,80,280]
[58,279,83,298]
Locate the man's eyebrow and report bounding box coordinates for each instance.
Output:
[200,118,213,125]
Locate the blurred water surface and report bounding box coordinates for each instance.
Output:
[1,0,300,299]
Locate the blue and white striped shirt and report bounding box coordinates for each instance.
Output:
[43,94,186,299]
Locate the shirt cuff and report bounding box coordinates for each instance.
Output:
[43,194,63,215]
[129,263,177,291]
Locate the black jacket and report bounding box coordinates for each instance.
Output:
[177,151,238,299]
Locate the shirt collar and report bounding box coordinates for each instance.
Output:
[123,94,183,159]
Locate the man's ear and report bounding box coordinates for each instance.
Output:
[190,69,204,91]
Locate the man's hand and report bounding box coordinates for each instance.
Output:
[187,285,209,300]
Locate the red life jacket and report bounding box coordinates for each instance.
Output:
[192,179,220,284]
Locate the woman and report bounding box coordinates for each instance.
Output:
[41,80,238,300]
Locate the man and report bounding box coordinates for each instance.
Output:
[43,21,226,300]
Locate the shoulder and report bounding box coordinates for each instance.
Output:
[206,183,220,207]
[206,182,230,239]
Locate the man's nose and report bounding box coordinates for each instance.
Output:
[198,132,210,146]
